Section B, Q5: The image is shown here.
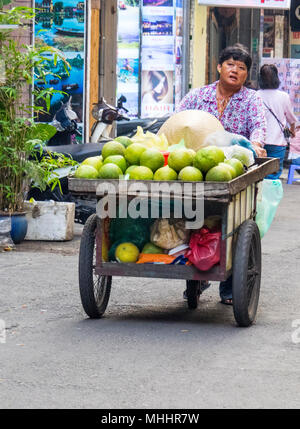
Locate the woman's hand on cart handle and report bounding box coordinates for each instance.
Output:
[252,142,267,157]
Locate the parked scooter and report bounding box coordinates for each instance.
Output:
[47,96,82,146]
[27,96,169,224]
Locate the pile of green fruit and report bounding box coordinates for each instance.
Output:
[74,136,246,182]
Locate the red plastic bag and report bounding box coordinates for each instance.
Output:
[185,227,221,271]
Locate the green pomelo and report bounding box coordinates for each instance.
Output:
[103,155,127,173]
[224,158,244,177]
[205,165,232,182]
[232,153,250,167]
[218,162,236,179]
[142,242,164,254]
[98,163,123,179]
[167,149,195,172]
[129,166,153,181]
[187,149,196,160]
[74,164,99,179]
[178,166,203,182]
[194,146,225,173]
[153,165,178,181]
[140,148,165,172]
[125,165,139,175]
[125,143,147,165]
[81,156,103,172]
[101,141,125,159]
[114,136,134,148]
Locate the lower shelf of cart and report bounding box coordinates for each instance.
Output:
[95,261,227,281]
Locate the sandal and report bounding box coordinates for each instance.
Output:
[220,298,233,306]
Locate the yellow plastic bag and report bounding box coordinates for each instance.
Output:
[131,126,169,151]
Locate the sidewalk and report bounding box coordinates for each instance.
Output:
[14,223,83,256]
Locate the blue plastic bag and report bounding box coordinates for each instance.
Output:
[229,134,257,157]
[255,179,283,238]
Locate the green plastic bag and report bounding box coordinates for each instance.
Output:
[108,216,153,261]
[255,179,283,238]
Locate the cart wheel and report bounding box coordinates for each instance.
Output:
[232,220,261,327]
[79,214,111,319]
[186,280,201,309]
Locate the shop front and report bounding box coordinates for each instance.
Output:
[197,0,291,86]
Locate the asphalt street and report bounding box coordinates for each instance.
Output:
[0,178,300,409]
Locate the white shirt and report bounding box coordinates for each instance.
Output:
[257,89,297,147]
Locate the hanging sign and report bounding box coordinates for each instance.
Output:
[198,0,291,9]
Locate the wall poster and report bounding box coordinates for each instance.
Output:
[141,0,175,118]
[117,0,185,118]
[117,0,140,118]
[34,0,86,142]
[291,31,300,59]
[263,15,274,58]
[261,58,300,121]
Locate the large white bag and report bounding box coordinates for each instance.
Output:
[157,110,224,152]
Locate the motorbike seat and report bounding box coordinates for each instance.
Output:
[43,142,109,163]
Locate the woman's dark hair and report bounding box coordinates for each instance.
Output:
[218,44,252,71]
[258,64,280,89]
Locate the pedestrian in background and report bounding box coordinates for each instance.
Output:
[257,64,296,179]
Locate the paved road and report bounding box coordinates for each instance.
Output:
[1,181,300,409]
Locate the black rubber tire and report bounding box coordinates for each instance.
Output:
[186,280,201,310]
[79,214,111,319]
[232,220,261,327]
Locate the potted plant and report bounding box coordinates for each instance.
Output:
[0,2,75,244]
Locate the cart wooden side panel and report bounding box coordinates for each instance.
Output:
[69,157,279,282]
[68,158,279,201]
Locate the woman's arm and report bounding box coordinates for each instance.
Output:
[248,93,267,157]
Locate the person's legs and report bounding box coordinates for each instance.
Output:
[264,145,286,180]
[219,275,233,304]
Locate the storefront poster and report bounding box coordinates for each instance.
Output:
[174,2,183,108]
[263,16,274,57]
[142,13,174,36]
[261,58,300,120]
[143,0,173,7]
[117,0,140,118]
[197,0,291,9]
[274,15,284,58]
[142,36,174,70]
[118,0,185,118]
[141,70,174,117]
[34,0,85,141]
[291,32,300,58]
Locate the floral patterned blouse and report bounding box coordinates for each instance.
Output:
[177,81,266,145]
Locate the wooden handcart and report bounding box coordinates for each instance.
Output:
[68,157,279,327]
